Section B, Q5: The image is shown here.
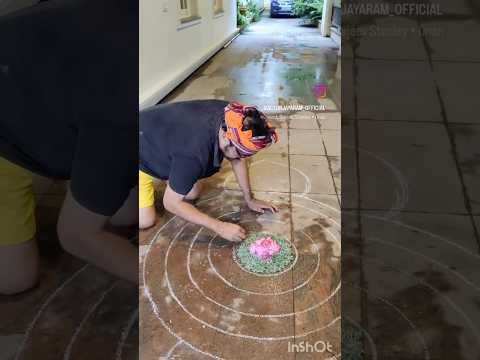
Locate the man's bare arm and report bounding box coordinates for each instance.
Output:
[163,184,246,242]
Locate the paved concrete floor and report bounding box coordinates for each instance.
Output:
[342,10,480,360]
[140,14,341,359]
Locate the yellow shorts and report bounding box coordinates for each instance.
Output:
[139,170,155,209]
[0,157,36,245]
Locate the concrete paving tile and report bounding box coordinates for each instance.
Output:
[433,62,480,124]
[267,113,289,129]
[342,59,355,120]
[316,112,340,131]
[341,119,359,209]
[427,0,473,15]
[0,252,85,334]
[356,60,442,122]
[63,283,138,360]
[292,195,340,359]
[360,211,480,359]
[358,121,466,213]
[450,124,480,213]
[15,268,129,359]
[139,278,191,359]
[288,111,319,129]
[289,129,325,156]
[247,153,290,193]
[204,160,238,191]
[321,130,340,157]
[0,334,24,360]
[341,210,363,333]
[329,156,341,196]
[292,194,340,246]
[261,128,288,156]
[290,155,336,195]
[355,17,429,61]
[421,20,480,61]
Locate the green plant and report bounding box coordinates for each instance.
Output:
[306,0,323,22]
[246,0,261,22]
[293,0,312,17]
[293,0,323,23]
[237,0,251,28]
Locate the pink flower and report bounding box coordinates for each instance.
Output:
[249,237,281,261]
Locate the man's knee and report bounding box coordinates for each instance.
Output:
[0,239,39,295]
[0,267,38,295]
[139,206,156,230]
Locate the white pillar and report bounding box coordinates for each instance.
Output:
[320,0,333,37]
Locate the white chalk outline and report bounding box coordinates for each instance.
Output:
[17,232,139,359]
[160,206,341,339]
[63,283,117,360]
[14,264,89,360]
[143,166,343,357]
[223,160,312,197]
[115,308,139,360]
[204,222,322,296]
[164,340,184,360]
[143,195,226,359]
[344,281,430,360]
[186,219,338,317]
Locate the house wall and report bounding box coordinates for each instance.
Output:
[139,0,238,108]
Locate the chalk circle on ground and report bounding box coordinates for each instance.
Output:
[232,231,296,276]
[203,214,336,297]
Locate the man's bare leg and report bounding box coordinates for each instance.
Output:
[139,206,156,230]
[0,238,39,295]
[57,188,138,284]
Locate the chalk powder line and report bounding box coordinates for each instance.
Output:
[143,185,342,358]
[15,234,139,359]
[13,154,472,358]
[13,117,408,359]
[142,154,473,359]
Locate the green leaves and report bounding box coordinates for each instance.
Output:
[293,0,324,21]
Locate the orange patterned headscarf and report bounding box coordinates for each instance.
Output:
[224,102,278,157]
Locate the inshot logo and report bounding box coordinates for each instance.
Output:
[288,340,334,353]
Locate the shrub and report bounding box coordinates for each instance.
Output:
[237,0,261,28]
[247,0,261,22]
[237,0,251,28]
[293,0,323,22]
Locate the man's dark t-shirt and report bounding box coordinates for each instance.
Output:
[139,100,228,196]
[0,0,138,216]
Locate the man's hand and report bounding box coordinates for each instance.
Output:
[216,222,246,243]
[246,199,278,214]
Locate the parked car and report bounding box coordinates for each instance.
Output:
[270,0,295,17]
